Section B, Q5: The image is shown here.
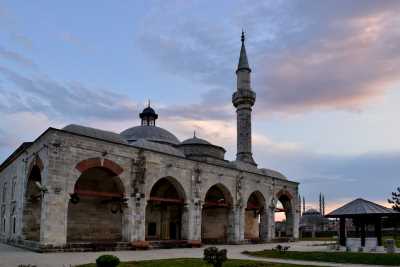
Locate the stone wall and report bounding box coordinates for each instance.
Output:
[67,197,122,242]
[244,210,259,239]
[201,207,230,243]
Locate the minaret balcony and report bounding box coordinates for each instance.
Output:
[232,89,256,107]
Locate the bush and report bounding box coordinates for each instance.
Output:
[203,247,227,267]
[95,255,120,267]
[272,244,290,253]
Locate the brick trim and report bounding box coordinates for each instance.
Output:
[75,157,124,175]
[276,189,293,200]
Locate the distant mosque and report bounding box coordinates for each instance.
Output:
[0,32,300,251]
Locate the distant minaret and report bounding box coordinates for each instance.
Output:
[232,31,256,166]
[302,197,305,214]
[319,193,322,214]
[322,195,325,216]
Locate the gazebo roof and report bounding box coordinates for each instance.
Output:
[326,198,399,218]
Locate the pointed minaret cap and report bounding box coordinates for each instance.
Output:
[237,30,251,73]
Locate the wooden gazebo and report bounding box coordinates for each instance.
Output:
[326,198,400,247]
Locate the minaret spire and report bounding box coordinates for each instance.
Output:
[238,30,250,72]
[232,31,256,166]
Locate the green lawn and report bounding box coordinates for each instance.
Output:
[77,258,324,267]
[245,250,400,266]
[383,236,400,248]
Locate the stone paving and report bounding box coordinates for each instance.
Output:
[0,241,392,267]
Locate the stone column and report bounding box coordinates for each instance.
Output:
[231,206,244,243]
[267,207,276,240]
[259,210,269,241]
[40,190,68,247]
[187,202,202,246]
[122,198,135,242]
[292,208,300,239]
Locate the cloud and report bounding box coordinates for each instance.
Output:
[138,1,400,116]
[0,46,37,68]
[10,32,33,50]
[0,65,140,121]
[159,88,233,121]
[254,146,400,209]
[60,32,94,53]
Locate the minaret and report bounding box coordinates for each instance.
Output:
[232,31,256,166]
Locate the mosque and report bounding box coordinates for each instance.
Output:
[0,33,300,251]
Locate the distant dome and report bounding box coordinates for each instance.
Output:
[303,209,321,215]
[181,136,211,145]
[120,125,180,146]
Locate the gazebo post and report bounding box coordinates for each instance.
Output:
[374,216,382,246]
[339,217,346,246]
[360,220,366,247]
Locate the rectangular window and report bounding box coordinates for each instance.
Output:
[12,217,16,234]
[11,178,17,201]
[2,218,5,233]
[2,183,6,203]
[148,222,157,236]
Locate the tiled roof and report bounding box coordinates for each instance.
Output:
[326,198,399,217]
[62,124,128,144]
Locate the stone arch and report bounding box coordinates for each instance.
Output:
[75,157,124,176]
[202,183,234,244]
[145,177,188,241]
[245,191,267,241]
[275,189,294,238]
[22,157,44,241]
[67,166,126,242]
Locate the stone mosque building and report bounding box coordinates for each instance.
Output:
[0,33,300,251]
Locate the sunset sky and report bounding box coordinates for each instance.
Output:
[1,1,399,213]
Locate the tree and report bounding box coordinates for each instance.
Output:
[388,187,400,211]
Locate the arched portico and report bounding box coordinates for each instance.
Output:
[67,166,126,242]
[22,158,44,241]
[202,183,234,244]
[275,189,294,238]
[145,177,188,241]
[245,191,267,241]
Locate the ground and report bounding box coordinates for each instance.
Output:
[78,259,324,267]
[0,241,395,267]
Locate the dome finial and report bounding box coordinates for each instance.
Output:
[193,130,196,138]
[148,99,151,107]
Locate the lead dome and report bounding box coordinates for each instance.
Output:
[120,105,180,146]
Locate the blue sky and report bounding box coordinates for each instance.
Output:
[1,1,400,212]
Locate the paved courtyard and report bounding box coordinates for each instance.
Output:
[0,241,391,267]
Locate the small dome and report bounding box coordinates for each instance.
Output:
[120,125,180,145]
[140,106,158,120]
[181,136,211,146]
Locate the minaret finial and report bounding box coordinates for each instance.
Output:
[241,29,245,43]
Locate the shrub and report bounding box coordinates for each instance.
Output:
[272,244,290,253]
[203,247,227,267]
[95,255,120,267]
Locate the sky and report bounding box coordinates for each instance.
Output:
[0,1,399,213]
